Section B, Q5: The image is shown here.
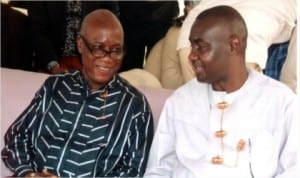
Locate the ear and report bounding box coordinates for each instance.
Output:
[229,34,241,54]
[77,36,83,54]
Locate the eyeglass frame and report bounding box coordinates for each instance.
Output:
[78,34,124,60]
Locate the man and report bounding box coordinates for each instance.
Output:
[144,6,297,178]
[2,9,154,177]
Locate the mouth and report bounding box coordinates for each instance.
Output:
[95,64,111,72]
[192,62,204,73]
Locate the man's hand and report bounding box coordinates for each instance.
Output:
[50,64,68,74]
[24,169,58,178]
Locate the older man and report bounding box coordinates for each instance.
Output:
[2,9,153,177]
[145,5,297,178]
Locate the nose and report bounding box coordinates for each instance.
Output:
[188,48,199,62]
[97,55,112,64]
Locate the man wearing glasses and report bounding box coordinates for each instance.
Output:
[2,9,154,177]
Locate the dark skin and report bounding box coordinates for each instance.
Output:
[24,10,124,177]
[77,10,124,92]
[188,6,248,93]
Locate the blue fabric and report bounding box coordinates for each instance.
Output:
[263,41,289,80]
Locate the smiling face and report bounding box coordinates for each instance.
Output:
[77,10,124,91]
[189,17,231,84]
[189,6,249,92]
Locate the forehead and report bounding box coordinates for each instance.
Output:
[86,18,121,32]
[83,14,123,36]
[189,18,227,42]
[85,22,124,44]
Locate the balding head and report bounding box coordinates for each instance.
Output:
[196,5,248,51]
[80,9,123,39]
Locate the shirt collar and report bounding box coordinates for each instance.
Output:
[75,71,120,93]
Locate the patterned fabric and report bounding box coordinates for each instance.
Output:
[1,71,154,177]
[63,0,82,56]
[263,41,289,80]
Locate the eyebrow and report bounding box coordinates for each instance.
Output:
[189,37,206,44]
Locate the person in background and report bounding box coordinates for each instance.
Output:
[2,9,153,177]
[263,41,289,80]
[280,25,297,93]
[28,1,119,74]
[142,0,200,89]
[118,1,179,72]
[145,5,297,178]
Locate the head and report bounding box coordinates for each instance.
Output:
[77,9,124,90]
[188,5,247,85]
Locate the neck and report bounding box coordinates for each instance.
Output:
[212,67,248,93]
[81,71,104,92]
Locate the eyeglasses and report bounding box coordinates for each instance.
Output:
[79,34,123,60]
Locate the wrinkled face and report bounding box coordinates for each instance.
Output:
[189,18,231,84]
[77,22,124,90]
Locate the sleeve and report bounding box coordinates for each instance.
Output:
[107,95,154,177]
[280,25,297,93]
[275,98,299,177]
[144,98,178,178]
[177,3,202,51]
[1,77,53,177]
[160,26,185,89]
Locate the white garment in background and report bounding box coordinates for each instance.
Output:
[144,69,297,178]
[177,0,297,69]
[280,25,297,93]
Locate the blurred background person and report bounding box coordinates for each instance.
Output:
[118,1,179,72]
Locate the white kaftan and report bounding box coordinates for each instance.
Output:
[145,70,298,178]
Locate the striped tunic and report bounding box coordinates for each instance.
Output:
[2,71,154,177]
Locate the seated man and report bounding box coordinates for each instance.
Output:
[1,9,154,177]
[145,5,297,178]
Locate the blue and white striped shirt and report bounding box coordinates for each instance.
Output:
[2,70,154,177]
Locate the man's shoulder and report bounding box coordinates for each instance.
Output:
[170,78,208,100]
[250,70,295,97]
[115,76,146,99]
[44,70,81,86]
